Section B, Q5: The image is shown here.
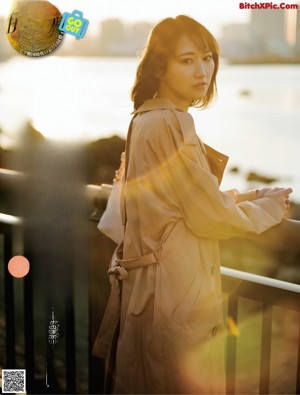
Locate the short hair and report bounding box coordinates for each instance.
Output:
[131,15,220,110]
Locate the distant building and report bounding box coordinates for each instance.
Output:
[251,9,285,40]
[98,19,153,56]
[295,10,300,55]
[130,22,153,53]
[220,24,255,60]
[99,19,126,55]
[220,8,300,63]
[250,9,291,57]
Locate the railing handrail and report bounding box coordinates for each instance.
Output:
[0,168,21,177]
[2,169,300,248]
[1,211,299,293]
[0,213,22,226]
[221,266,300,294]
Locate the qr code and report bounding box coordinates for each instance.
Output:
[2,370,26,393]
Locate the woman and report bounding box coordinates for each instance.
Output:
[94,15,292,394]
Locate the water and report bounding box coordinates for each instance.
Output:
[0,57,299,201]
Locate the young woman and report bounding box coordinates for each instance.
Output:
[93,15,292,394]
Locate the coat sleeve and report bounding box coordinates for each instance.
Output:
[223,188,258,203]
[146,111,285,240]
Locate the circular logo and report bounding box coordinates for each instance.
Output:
[6,0,64,57]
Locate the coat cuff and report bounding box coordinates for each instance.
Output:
[235,189,258,203]
[224,189,258,203]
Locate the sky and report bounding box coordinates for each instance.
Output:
[0,0,252,36]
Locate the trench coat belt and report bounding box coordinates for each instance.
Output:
[109,251,159,279]
[92,250,159,358]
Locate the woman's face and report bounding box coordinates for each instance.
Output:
[157,34,215,111]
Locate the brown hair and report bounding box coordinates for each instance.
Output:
[131,15,220,110]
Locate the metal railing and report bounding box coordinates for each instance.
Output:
[1,169,300,394]
[221,266,300,394]
[0,213,22,370]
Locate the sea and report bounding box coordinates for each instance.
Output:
[0,56,300,201]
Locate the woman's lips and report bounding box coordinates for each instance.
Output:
[193,82,207,89]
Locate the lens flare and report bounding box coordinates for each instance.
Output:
[227,316,240,337]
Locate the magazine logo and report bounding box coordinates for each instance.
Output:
[59,10,89,39]
[6,0,64,57]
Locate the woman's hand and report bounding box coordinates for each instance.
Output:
[258,187,293,215]
[256,187,272,199]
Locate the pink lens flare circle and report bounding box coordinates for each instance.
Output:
[8,255,30,278]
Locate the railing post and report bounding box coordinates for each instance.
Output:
[296,319,300,395]
[3,222,16,368]
[226,293,238,394]
[66,285,76,394]
[23,251,35,392]
[259,306,273,394]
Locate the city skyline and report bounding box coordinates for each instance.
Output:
[220,7,300,61]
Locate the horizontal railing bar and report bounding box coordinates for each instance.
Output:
[0,168,24,192]
[0,213,22,226]
[0,168,23,183]
[86,183,112,198]
[2,170,300,246]
[0,168,21,177]
[221,266,300,294]
[0,212,299,295]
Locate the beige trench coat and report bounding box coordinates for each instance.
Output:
[94,98,285,394]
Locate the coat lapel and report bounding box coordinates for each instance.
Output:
[203,144,229,185]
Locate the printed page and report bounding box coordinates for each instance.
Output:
[0,1,299,394]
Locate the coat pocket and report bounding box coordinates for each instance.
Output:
[171,270,203,325]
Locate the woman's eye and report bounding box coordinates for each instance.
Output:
[204,55,213,62]
[182,58,193,64]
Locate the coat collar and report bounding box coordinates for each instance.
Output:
[132,98,229,185]
[133,98,185,114]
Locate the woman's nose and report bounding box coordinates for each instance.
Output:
[195,60,206,76]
